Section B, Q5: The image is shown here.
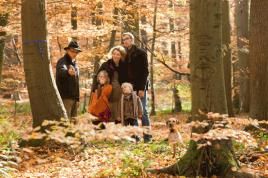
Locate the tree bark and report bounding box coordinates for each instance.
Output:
[109,7,119,50]
[140,5,148,50]
[122,0,140,46]
[21,0,67,127]
[190,0,227,115]
[149,0,158,116]
[235,0,250,113]
[249,0,268,120]
[0,13,8,84]
[71,6,77,30]
[222,0,234,117]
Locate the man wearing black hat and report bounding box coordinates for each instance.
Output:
[56,41,82,118]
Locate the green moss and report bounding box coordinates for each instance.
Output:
[157,140,239,177]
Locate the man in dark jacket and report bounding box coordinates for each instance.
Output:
[56,41,82,118]
[122,32,152,142]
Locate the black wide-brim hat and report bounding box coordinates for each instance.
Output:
[64,41,82,52]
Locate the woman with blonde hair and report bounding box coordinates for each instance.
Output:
[91,46,127,123]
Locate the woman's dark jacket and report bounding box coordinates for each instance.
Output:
[92,59,127,91]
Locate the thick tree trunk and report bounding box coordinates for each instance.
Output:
[0,13,8,84]
[190,0,227,115]
[222,0,234,117]
[235,0,250,113]
[249,0,268,120]
[21,0,67,127]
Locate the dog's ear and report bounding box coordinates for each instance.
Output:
[166,120,169,126]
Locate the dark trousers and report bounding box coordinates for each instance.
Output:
[63,99,79,118]
[123,118,138,126]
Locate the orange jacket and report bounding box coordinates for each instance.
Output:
[88,84,112,122]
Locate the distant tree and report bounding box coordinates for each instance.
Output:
[71,6,77,30]
[235,0,250,112]
[122,0,140,46]
[149,0,158,115]
[0,13,8,84]
[108,6,119,50]
[222,0,234,116]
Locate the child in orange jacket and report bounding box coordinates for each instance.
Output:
[88,70,112,122]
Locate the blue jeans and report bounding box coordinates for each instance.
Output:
[140,90,152,142]
[141,90,150,127]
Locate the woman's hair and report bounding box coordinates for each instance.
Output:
[107,45,127,61]
[97,70,110,84]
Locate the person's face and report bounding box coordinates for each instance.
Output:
[122,35,133,48]
[122,85,132,94]
[112,49,122,64]
[67,48,79,59]
[98,74,107,85]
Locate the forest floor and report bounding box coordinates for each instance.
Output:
[1,65,268,177]
[0,110,267,178]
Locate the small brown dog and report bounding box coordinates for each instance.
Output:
[166,117,184,158]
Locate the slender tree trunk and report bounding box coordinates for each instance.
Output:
[190,0,227,115]
[178,41,182,60]
[222,0,234,117]
[0,13,8,84]
[21,0,67,127]
[92,1,103,26]
[71,6,77,30]
[0,37,5,84]
[122,0,140,46]
[11,37,22,65]
[249,0,268,120]
[109,7,119,50]
[235,0,250,113]
[149,0,158,116]
[140,5,148,50]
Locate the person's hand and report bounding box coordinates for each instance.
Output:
[68,65,76,76]
[138,90,145,98]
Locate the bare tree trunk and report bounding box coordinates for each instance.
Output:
[235,0,250,113]
[71,6,77,30]
[109,7,119,50]
[11,37,22,65]
[249,0,268,120]
[0,13,8,84]
[122,0,140,46]
[190,0,227,115]
[168,0,181,112]
[222,0,234,117]
[140,5,148,50]
[92,1,103,26]
[21,0,67,127]
[149,0,158,116]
